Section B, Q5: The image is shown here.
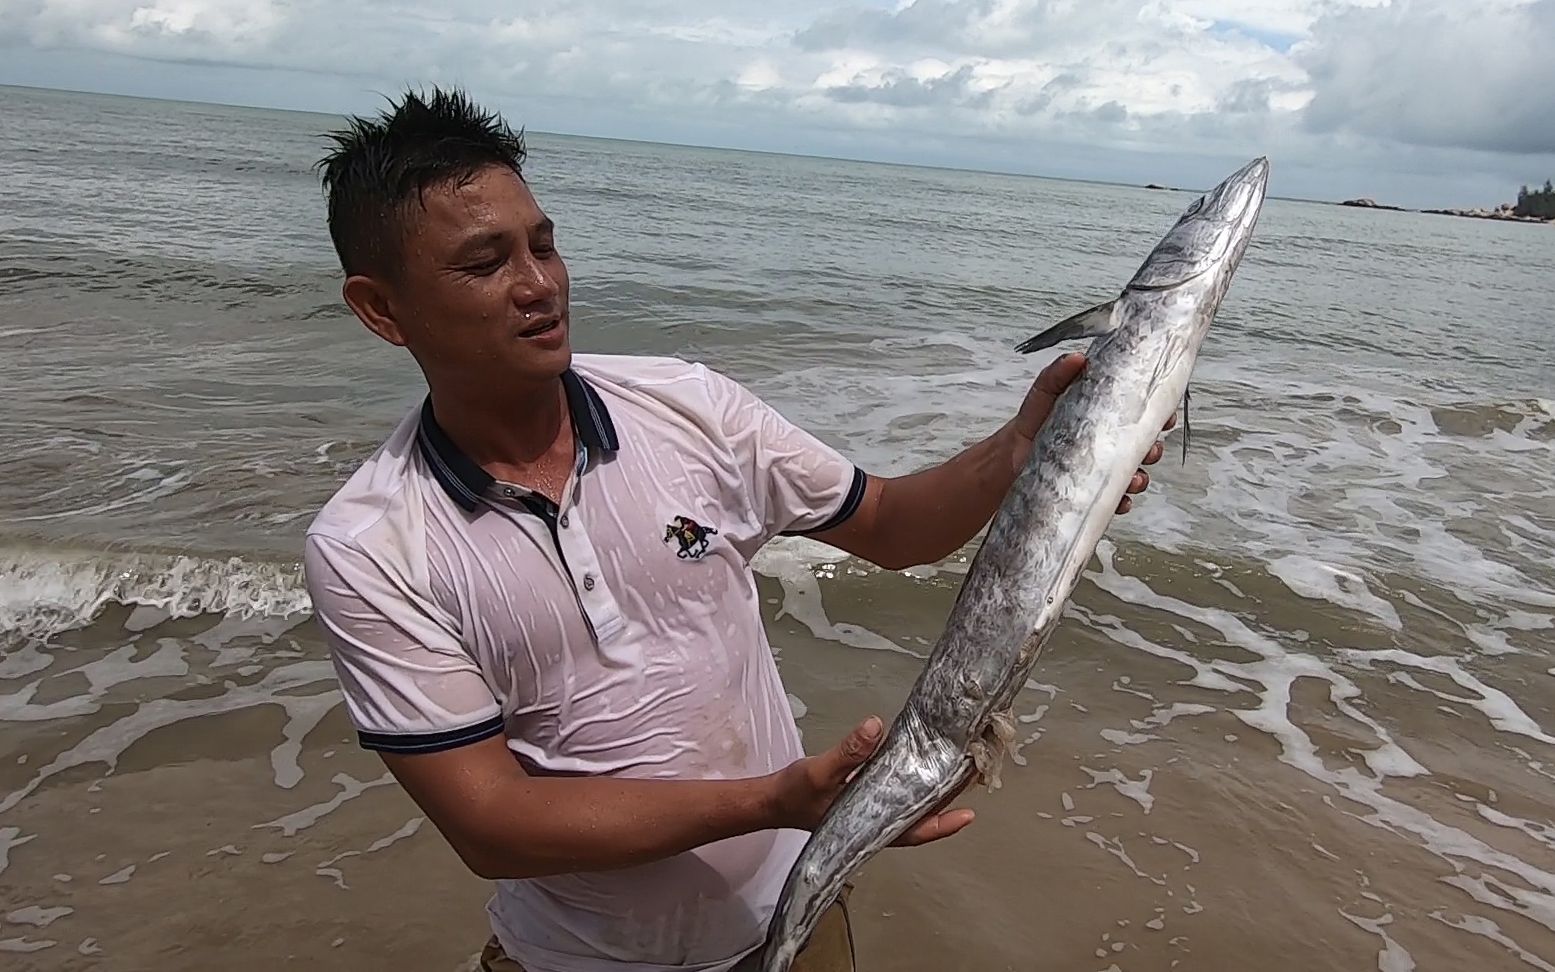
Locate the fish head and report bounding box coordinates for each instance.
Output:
[1126,156,1270,295]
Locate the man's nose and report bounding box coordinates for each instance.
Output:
[509,254,559,305]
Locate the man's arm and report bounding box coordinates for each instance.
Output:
[381,735,772,879]
[382,715,972,880]
[812,353,1172,571]
[305,516,972,887]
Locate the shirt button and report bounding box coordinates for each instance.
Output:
[582,574,596,591]
[502,486,518,498]
[559,513,569,528]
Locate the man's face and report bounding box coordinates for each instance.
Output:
[367,163,571,387]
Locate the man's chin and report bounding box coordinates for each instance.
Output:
[526,343,572,381]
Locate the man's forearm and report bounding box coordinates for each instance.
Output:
[389,709,961,883]
[412,761,785,880]
[846,422,1027,571]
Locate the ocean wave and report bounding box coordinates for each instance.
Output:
[0,533,896,648]
[0,530,938,653]
[0,546,309,644]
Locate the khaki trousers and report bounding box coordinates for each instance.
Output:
[478,893,855,972]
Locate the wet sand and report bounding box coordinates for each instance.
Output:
[4,543,1552,971]
[773,549,1555,972]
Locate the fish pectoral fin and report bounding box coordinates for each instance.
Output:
[1014,299,1118,354]
[970,710,1020,791]
[968,739,996,790]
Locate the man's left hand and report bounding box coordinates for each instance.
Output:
[1008,351,1177,515]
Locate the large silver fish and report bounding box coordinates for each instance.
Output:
[736,156,1270,972]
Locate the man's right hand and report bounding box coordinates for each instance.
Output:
[767,715,977,847]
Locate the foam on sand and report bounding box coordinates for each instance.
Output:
[750,535,923,659]
[1088,540,1555,948]
[0,660,338,815]
[1267,555,1402,631]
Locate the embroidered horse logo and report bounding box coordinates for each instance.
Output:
[664,515,718,560]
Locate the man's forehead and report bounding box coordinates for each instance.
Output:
[418,166,547,230]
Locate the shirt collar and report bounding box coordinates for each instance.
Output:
[416,369,619,513]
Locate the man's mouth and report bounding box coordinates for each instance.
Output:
[518,315,561,338]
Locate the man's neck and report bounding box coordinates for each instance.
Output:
[429,376,573,481]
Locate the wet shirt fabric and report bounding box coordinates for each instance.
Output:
[302,353,867,972]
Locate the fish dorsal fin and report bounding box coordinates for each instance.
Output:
[1014,299,1118,354]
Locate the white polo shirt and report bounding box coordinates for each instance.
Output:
[302,353,866,972]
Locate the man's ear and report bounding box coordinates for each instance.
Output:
[342,274,408,347]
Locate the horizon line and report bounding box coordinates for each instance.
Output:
[0,80,1434,210]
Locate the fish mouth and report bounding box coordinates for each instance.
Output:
[1220,156,1271,220]
[1236,156,1271,184]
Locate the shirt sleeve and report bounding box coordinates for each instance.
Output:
[303,532,505,755]
[699,364,867,543]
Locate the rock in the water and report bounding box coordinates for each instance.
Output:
[1340,198,1406,211]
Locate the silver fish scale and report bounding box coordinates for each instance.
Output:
[738,156,1269,972]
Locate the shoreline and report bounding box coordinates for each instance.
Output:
[1337,196,1554,225]
[1140,182,1554,223]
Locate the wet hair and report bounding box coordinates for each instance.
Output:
[316,86,527,277]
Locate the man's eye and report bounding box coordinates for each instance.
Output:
[467,256,504,274]
[533,242,556,257]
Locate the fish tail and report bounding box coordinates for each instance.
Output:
[750,717,968,972]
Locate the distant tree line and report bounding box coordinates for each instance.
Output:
[1515,180,1555,218]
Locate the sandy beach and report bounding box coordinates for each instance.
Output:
[3,84,1554,970]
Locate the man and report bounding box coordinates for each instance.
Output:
[303,87,1169,972]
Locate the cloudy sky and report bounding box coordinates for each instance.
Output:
[2,0,1552,206]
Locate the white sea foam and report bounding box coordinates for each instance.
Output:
[1088,544,1555,943]
[0,547,310,644]
[1267,555,1402,631]
[365,817,423,853]
[1340,911,1416,972]
[4,906,72,927]
[1084,832,1167,887]
[0,640,191,723]
[750,536,922,659]
[0,827,36,878]
[786,693,808,720]
[313,817,426,891]
[1477,805,1555,853]
[0,660,338,815]
[97,864,135,885]
[253,772,395,838]
[1429,912,1555,972]
[1082,765,1156,814]
[1338,649,1555,746]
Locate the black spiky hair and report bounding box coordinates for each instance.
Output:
[316,86,528,277]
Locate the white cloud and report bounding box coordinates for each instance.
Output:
[1,0,1551,205]
[1300,0,1555,155]
[9,0,288,57]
